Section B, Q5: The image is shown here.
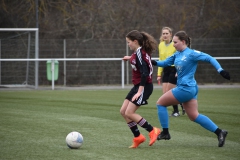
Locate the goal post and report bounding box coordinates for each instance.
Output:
[0,28,39,89]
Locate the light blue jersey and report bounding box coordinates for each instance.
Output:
[156,47,224,134]
[156,47,223,87]
[156,47,223,103]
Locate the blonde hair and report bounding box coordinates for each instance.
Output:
[159,27,173,42]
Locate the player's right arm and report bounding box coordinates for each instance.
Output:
[152,54,175,68]
[122,56,131,61]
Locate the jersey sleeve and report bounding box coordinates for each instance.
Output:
[191,50,223,73]
[156,54,175,67]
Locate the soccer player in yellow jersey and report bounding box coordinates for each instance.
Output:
[157,27,185,117]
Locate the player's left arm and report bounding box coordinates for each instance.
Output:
[193,50,230,80]
[138,59,149,86]
[122,56,131,61]
[131,53,148,101]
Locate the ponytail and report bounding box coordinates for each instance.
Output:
[140,32,158,54]
[187,37,191,48]
[126,30,157,54]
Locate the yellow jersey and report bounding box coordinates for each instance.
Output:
[157,41,176,76]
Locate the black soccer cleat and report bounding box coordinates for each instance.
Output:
[182,109,186,115]
[169,111,180,117]
[180,104,186,115]
[157,132,171,140]
[218,130,228,147]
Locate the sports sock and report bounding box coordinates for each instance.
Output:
[137,118,153,132]
[128,121,140,137]
[157,105,169,128]
[214,128,222,136]
[194,114,218,132]
[173,105,179,113]
[162,128,169,134]
[180,103,184,109]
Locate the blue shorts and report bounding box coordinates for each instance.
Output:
[171,85,198,103]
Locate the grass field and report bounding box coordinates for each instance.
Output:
[0,88,240,160]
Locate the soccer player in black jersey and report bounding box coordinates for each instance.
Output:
[121,30,160,148]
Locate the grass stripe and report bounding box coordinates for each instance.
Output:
[0,88,239,160]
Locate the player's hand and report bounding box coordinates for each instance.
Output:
[122,56,131,61]
[220,70,230,80]
[157,76,161,85]
[131,93,141,102]
[151,60,157,66]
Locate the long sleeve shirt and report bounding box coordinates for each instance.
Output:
[156,47,223,87]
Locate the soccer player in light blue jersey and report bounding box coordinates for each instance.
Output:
[151,31,230,147]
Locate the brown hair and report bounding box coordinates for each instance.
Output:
[126,30,157,54]
[174,31,191,48]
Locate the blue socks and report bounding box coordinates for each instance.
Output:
[194,114,218,132]
[157,105,218,133]
[157,105,218,132]
[157,105,169,128]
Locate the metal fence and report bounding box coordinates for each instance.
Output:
[0,38,240,88]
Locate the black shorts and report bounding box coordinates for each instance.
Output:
[162,66,177,84]
[125,83,153,106]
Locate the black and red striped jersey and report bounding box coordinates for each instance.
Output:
[129,47,153,85]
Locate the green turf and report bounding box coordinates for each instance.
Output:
[0,88,240,160]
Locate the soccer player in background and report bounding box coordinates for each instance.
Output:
[157,27,185,117]
[121,30,160,148]
[152,31,230,147]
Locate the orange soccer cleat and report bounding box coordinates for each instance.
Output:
[149,127,161,146]
[129,134,146,148]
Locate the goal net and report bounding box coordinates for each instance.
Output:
[0,28,38,88]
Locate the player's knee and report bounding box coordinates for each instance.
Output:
[120,109,125,116]
[189,116,195,121]
[124,111,134,119]
[156,99,164,106]
[124,112,130,118]
[188,113,198,121]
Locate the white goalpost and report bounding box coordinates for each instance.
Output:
[0,28,39,89]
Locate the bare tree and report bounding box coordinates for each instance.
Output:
[0,0,239,38]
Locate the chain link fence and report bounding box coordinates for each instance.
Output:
[1,38,240,86]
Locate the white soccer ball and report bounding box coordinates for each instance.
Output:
[66,131,83,149]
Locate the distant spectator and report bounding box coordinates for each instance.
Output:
[157,27,185,117]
